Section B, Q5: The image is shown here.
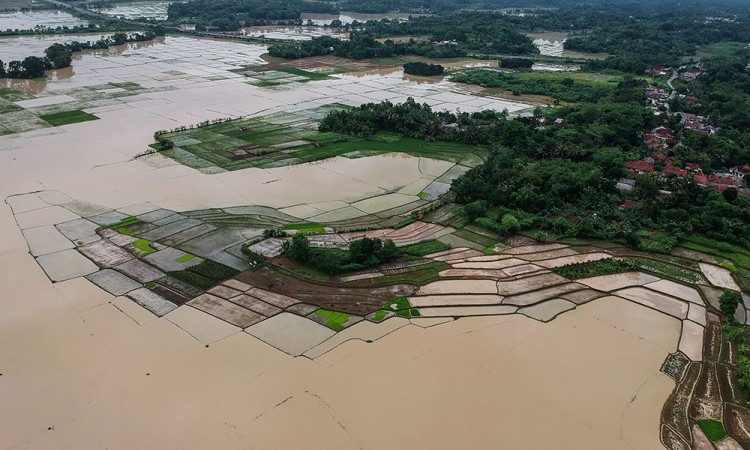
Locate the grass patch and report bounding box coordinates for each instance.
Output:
[133,239,156,257]
[0,88,32,101]
[697,419,727,442]
[393,218,416,229]
[40,110,99,126]
[401,240,451,256]
[314,308,352,331]
[369,309,391,322]
[277,68,330,81]
[385,297,411,310]
[98,216,140,236]
[483,246,497,255]
[176,253,196,263]
[395,308,421,318]
[281,222,326,234]
[697,41,749,57]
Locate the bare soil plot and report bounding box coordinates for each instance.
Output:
[188,294,265,328]
[689,362,724,421]
[236,267,415,314]
[226,294,283,317]
[78,239,134,268]
[114,259,164,283]
[725,404,750,449]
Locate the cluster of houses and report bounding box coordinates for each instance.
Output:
[621,125,749,195]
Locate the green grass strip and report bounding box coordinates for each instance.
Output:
[697,419,727,442]
[176,254,196,263]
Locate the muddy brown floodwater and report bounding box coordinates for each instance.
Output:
[0,33,682,449]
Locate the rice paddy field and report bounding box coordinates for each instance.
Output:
[157,112,489,172]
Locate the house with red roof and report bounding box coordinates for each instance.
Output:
[626,161,655,173]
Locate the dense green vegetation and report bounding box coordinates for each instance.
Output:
[319,49,750,250]
[723,321,750,400]
[403,62,444,76]
[284,234,400,275]
[499,58,534,69]
[167,0,337,29]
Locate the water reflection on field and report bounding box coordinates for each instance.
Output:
[94,1,179,21]
[0,10,87,31]
[300,11,424,25]
[241,26,348,41]
[0,32,147,61]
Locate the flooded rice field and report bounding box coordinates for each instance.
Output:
[0,9,87,31]
[0,32,723,450]
[0,32,130,61]
[94,1,179,21]
[526,31,610,60]
[241,26,348,41]
[300,11,424,25]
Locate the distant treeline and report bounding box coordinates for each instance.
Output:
[403,62,444,76]
[0,31,160,79]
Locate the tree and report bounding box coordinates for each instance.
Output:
[463,200,488,222]
[0,59,5,78]
[723,187,738,203]
[21,56,46,79]
[284,233,311,261]
[720,290,742,321]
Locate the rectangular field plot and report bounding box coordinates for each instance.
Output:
[40,110,99,126]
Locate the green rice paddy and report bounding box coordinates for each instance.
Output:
[281,222,326,234]
[315,308,352,331]
[369,309,391,322]
[401,240,451,256]
[697,419,727,442]
[40,110,99,126]
[133,239,156,257]
[176,253,197,263]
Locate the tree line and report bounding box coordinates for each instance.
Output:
[0,31,160,79]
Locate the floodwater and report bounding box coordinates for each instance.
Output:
[0,32,137,61]
[300,11,425,26]
[94,1,180,21]
[525,31,609,60]
[240,26,348,41]
[0,10,86,31]
[0,33,683,449]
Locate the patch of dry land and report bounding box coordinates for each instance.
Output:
[0,33,727,449]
